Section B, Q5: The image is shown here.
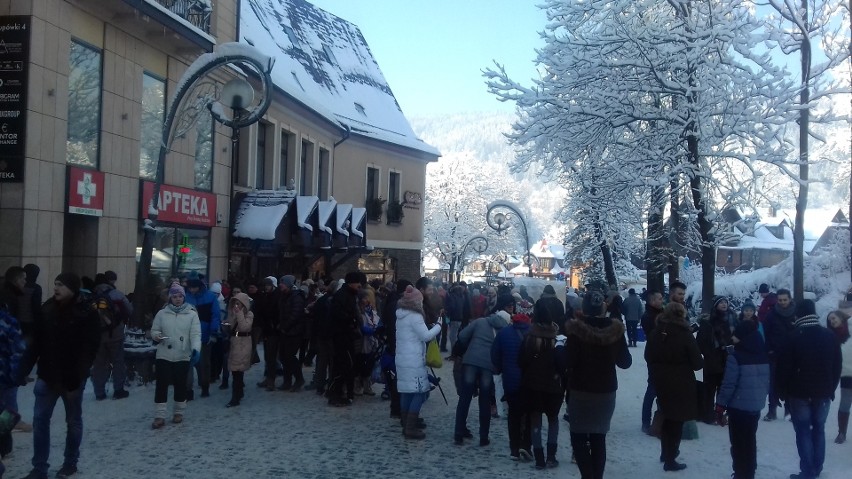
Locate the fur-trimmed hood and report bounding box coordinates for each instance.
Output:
[566,316,625,345]
[656,312,691,330]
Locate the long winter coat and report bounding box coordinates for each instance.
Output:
[185,287,220,344]
[18,296,100,392]
[458,311,509,370]
[491,321,530,394]
[151,304,201,363]
[564,316,632,393]
[533,294,566,327]
[645,313,703,421]
[227,293,254,372]
[716,326,769,413]
[395,308,441,393]
[777,315,841,401]
[697,311,734,375]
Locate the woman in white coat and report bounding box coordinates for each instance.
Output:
[395,285,441,440]
[150,283,201,429]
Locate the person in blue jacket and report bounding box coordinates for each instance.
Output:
[715,320,770,479]
[183,273,221,399]
[491,312,532,462]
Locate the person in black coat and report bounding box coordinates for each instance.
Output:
[17,273,100,479]
[696,296,735,423]
[327,272,364,406]
[645,302,703,472]
[533,285,566,329]
[763,288,796,421]
[253,278,280,390]
[380,279,411,418]
[777,300,841,479]
[277,275,306,392]
[640,290,664,433]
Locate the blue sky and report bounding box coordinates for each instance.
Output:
[307,0,547,117]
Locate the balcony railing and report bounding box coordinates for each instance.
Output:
[149,0,212,34]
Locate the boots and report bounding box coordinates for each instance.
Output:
[152,403,167,429]
[836,411,849,444]
[173,401,186,424]
[533,447,546,470]
[362,378,375,396]
[403,413,426,440]
[546,443,559,468]
[354,377,364,396]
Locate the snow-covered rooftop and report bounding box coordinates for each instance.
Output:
[240,0,439,157]
[233,203,289,240]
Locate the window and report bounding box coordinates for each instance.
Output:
[317,148,329,200]
[256,122,267,188]
[388,170,400,204]
[366,166,379,200]
[139,226,210,284]
[194,108,213,190]
[140,73,165,179]
[279,130,291,188]
[67,40,102,167]
[300,140,313,195]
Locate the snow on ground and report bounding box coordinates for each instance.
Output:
[4,343,852,478]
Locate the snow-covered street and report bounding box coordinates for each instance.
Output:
[2,342,851,478]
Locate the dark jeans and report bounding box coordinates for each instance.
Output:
[385,368,400,416]
[626,321,638,343]
[767,355,781,413]
[454,364,494,440]
[439,319,449,350]
[312,337,333,390]
[263,335,282,381]
[355,352,376,378]
[570,432,606,479]
[660,418,683,465]
[250,325,262,364]
[280,336,304,385]
[186,342,211,392]
[642,379,657,428]
[728,408,759,479]
[506,391,531,454]
[91,337,127,395]
[31,380,84,475]
[210,336,228,381]
[328,339,354,401]
[788,396,831,478]
[230,371,244,404]
[703,371,723,422]
[400,392,427,414]
[155,359,191,403]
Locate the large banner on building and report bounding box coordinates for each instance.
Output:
[141,181,217,227]
[0,16,30,183]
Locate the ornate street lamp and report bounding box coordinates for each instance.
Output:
[132,43,275,327]
[457,235,489,282]
[486,200,532,277]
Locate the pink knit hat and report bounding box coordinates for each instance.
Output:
[403,285,423,304]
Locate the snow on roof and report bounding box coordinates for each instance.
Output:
[530,239,555,258]
[351,207,366,238]
[318,198,337,234]
[335,203,352,235]
[232,190,296,239]
[233,203,289,240]
[240,0,439,157]
[296,196,319,231]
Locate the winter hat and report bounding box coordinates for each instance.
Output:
[795,299,816,318]
[741,299,756,313]
[758,283,770,294]
[168,282,185,297]
[55,272,81,296]
[345,271,362,285]
[713,296,728,309]
[582,290,606,317]
[495,294,516,312]
[511,313,531,324]
[209,282,222,295]
[543,285,556,295]
[512,292,523,302]
[186,271,203,289]
[279,275,296,289]
[403,285,423,304]
[262,276,277,288]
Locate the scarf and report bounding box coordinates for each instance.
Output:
[167,302,191,314]
[774,302,796,319]
[794,314,820,329]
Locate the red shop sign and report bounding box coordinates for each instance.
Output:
[67,167,105,216]
[141,181,216,227]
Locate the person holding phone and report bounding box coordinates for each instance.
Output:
[150,283,201,429]
[225,293,253,407]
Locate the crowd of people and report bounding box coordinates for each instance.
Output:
[1,262,850,479]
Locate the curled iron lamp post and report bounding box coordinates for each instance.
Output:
[132,42,275,327]
[456,235,489,282]
[486,200,532,277]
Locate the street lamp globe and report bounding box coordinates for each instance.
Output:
[494,212,506,230]
[221,78,254,110]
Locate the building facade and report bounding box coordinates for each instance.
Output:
[0,0,436,297]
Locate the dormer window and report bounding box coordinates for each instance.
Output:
[322,44,337,66]
[354,102,366,116]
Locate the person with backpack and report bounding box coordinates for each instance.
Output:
[17,273,101,479]
[519,310,565,469]
[91,272,132,400]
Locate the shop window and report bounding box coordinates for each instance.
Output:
[67,40,102,167]
[317,148,329,200]
[140,72,165,179]
[194,108,213,190]
[137,225,210,285]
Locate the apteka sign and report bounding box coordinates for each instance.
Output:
[141,181,216,227]
[67,166,105,216]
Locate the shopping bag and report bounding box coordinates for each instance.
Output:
[425,339,443,368]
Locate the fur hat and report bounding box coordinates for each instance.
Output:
[582,290,606,316]
[55,272,81,296]
[168,282,185,297]
[279,275,296,289]
[795,299,816,318]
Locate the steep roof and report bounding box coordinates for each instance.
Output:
[240,0,440,157]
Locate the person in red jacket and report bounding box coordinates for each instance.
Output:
[757,283,777,324]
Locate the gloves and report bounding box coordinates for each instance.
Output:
[190,349,200,367]
[360,325,375,336]
[714,404,728,427]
